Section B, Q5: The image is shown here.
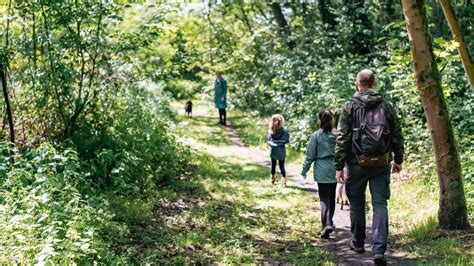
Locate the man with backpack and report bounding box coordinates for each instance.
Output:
[335,69,404,265]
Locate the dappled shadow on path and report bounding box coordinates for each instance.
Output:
[114,146,332,263]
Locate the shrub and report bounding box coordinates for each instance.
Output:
[165,79,204,99]
[0,143,121,263]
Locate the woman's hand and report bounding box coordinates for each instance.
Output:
[336,170,344,183]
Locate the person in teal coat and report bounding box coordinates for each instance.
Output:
[214,71,227,125]
[301,109,338,239]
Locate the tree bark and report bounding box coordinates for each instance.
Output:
[1,0,15,144]
[0,66,14,144]
[401,0,469,230]
[269,2,295,50]
[440,0,474,90]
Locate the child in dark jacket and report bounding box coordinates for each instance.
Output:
[301,109,338,239]
[268,114,290,187]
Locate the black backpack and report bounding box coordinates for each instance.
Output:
[351,98,391,166]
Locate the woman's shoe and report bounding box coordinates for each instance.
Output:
[280,177,286,188]
[348,239,365,253]
[321,225,333,239]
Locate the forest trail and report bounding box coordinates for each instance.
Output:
[223,121,394,265]
[226,121,415,265]
[180,101,411,265]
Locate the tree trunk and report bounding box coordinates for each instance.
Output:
[269,2,295,50]
[440,0,474,90]
[0,66,14,144]
[401,0,469,230]
[1,0,15,144]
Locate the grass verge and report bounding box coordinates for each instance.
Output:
[113,109,333,263]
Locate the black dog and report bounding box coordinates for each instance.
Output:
[185,101,193,118]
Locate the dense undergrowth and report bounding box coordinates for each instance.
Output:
[0,87,189,263]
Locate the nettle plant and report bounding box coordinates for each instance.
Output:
[0,143,120,263]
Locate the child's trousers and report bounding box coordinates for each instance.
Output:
[270,159,286,177]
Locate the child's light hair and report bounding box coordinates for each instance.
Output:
[268,114,285,134]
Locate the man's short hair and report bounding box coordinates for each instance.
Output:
[356,69,375,87]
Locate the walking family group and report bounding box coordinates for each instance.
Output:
[214,69,404,266]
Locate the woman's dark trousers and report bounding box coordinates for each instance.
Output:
[317,182,337,228]
[218,108,226,124]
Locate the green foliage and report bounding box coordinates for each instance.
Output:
[0,143,121,263]
[165,79,204,99]
[0,86,190,263]
[74,85,189,192]
[5,1,165,141]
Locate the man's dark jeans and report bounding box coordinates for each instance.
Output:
[346,163,391,255]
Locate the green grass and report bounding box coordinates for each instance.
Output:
[112,109,333,263]
[388,180,473,264]
[231,110,269,148]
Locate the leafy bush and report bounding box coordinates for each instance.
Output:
[0,143,121,263]
[0,84,191,263]
[165,79,204,99]
[74,85,190,196]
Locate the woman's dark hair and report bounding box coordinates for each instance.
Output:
[318,109,333,133]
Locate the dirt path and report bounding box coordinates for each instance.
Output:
[223,119,409,265]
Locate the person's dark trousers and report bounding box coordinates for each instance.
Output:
[317,182,337,228]
[218,108,226,124]
[270,159,286,177]
[346,163,391,255]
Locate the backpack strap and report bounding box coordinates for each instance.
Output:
[349,98,364,154]
[349,97,365,129]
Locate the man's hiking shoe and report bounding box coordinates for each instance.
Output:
[321,225,333,239]
[373,254,387,265]
[348,239,365,253]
